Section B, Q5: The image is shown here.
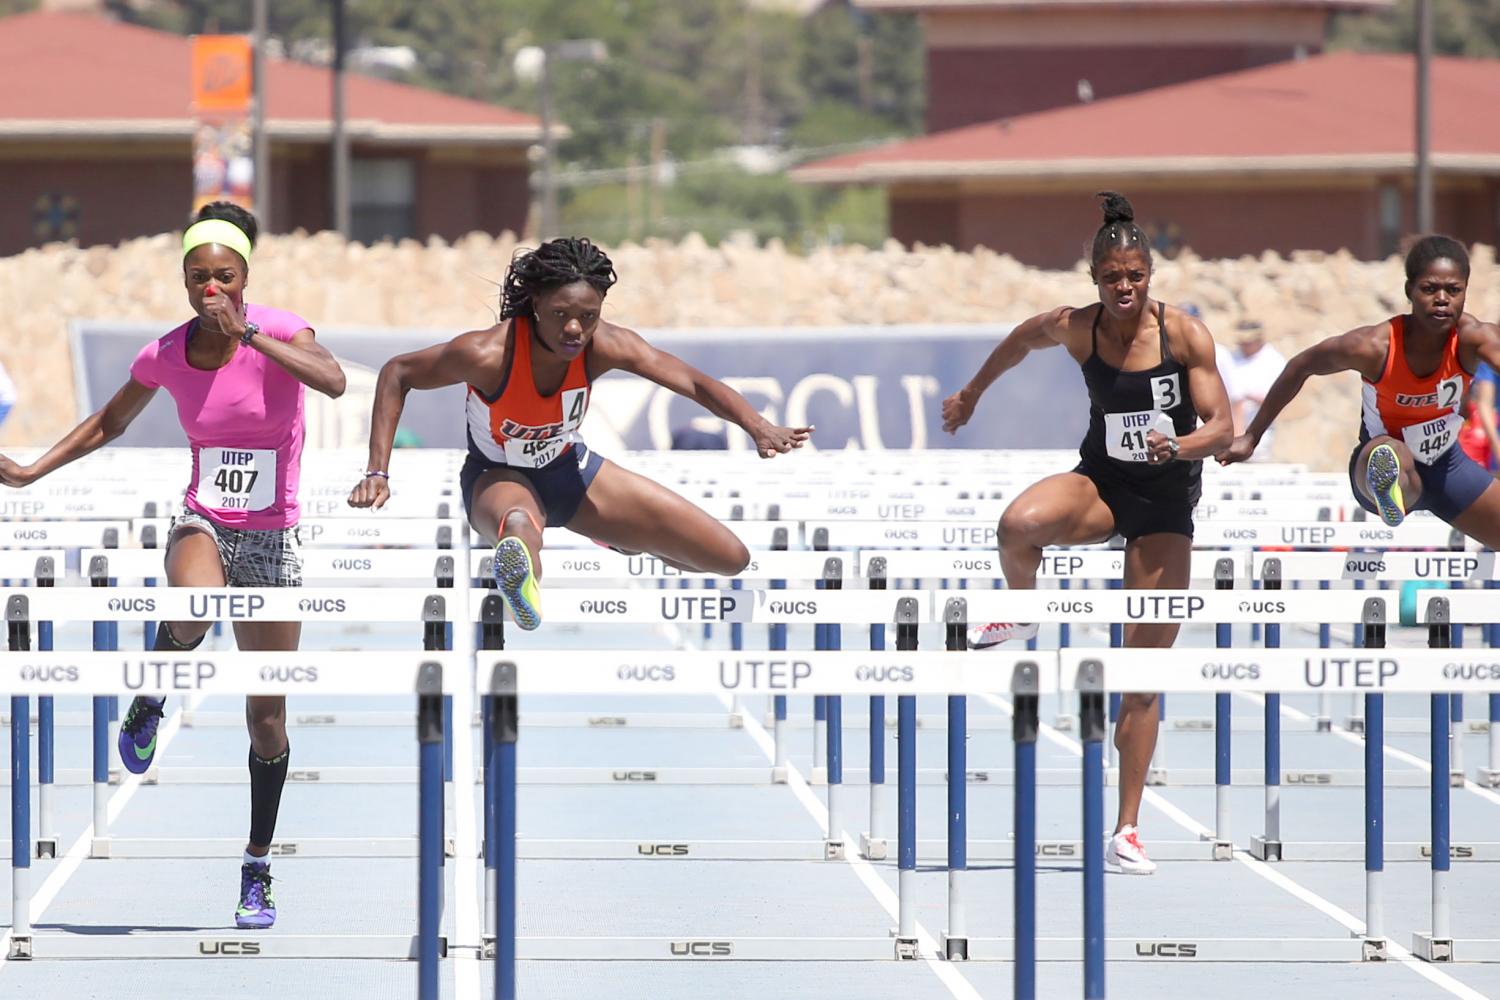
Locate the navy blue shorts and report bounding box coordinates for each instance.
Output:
[1349,440,1493,523]
[461,443,604,528]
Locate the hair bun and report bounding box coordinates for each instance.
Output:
[1096,191,1135,225]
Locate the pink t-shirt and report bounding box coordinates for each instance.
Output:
[130,304,309,530]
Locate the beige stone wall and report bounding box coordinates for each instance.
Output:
[1,231,1494,470]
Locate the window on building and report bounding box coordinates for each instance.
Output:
[1379,184,1403,256]
[351,158,415,244]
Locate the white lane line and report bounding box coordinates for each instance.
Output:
[1238,691,1500,809]
[0,694,200,974]
[729,694,982,1000]
[982,692,1487,1000]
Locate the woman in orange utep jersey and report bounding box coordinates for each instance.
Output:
[349,237,810,629]
[1220,236,1500,538]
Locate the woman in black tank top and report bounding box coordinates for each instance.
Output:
[940,193,1232,875]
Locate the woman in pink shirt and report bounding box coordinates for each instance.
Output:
[0,202,346,929]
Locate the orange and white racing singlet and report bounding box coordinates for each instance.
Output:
[1360,315,1470,464]
[464,316,590,469]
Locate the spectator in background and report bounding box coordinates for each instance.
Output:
[1459,361,1500,472]
[1219,318,1286,460]
[0,360,14,428]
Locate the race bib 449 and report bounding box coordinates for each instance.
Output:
[197,447,277,511]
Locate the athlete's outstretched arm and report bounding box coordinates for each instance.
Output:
[350,329,497,508]
[1216,325,1382,465]
[1165,317,1234,462]
[942,307,1069,434]
[595,326,811,458]
[0,378,157,487]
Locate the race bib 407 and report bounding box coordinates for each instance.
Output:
[197,447,277,511]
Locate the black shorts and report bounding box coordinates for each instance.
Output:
[1074,462,1195,541]
[461,443,604,528]
[1348,440,1492,523]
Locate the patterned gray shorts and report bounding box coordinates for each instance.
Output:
[167,511,303,587]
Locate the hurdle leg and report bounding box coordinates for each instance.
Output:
[34,615,54,859]
[1484,693,1500,787]
[1251,603,1283,860]
[1414,691,1453,961]
[1449,694,1464,786]
[493,675,519,998]
[862,575,892,858]
[1415,607,1453,961]
[864,694,888,859]
[1212,605,1233,857]
[813,691,828,784]
[416,665,444,1000]
[1363,692,1387,958]
[10,693,31,954]
[1014,673,1039,1000]
[894,692,918,960]
[827,693,844,858]
[943,692,968,960]
[729,578,745,726]
[1316,581,1333,731]
[1080,673,1106,1000]
[771,619,789,783]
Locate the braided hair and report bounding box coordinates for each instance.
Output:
[1089,191,1151,271]
[500,237,618,320]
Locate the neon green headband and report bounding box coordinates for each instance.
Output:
[182,218,252,265]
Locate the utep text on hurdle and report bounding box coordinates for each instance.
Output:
[1196,657,1402,686]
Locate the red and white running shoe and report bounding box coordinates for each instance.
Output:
[1105,825,1157,875]
[966,622,1039,650]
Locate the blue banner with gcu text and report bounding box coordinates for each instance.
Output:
[70,322,1090,452]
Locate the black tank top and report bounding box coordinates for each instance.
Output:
[1077,303,1202,497]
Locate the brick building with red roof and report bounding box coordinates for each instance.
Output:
[0,10,543,256]
[795,52,1500,265]
[855,0,1391,133]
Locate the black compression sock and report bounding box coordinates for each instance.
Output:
[153,622,205,652]
[248,745,290,848]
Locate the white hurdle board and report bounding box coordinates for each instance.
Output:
[131,517,463,549]
[1252,550,1498,582]
[938,588,1389,625]
[1195,519,1461,549]
[0,522,129,548]
[83,547,461,581]
[862,549,1230,581]
[469,588,923,625]
[1060,647,1500,694]
[468,548,848,582]
[0,587,454,623]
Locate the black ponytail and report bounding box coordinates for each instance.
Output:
[500,237,618,320]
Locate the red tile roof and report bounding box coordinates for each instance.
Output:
[0,11,541,144]
[795,52,1500,184]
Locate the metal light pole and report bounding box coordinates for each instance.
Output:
[1415,0,1434,234]
[251,0,270,229]
[514,41,607,241]
[331,0,351,237]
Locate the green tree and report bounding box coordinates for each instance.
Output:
[1328,0,1500,59]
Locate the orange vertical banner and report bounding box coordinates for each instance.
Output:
[191,35,253,114]
[190,35,255,213]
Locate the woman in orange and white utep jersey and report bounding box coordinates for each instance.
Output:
[1220,236,1500,541]
[348,237,810,629]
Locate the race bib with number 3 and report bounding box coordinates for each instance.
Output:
[197,447,277,511]
[1401,412,1463,465]
[1104,409,1157,462]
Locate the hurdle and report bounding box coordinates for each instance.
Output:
[1412,589,1500,961]
[476,647,1051,984]
[0,584,456,868]
[0,641,456,992]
